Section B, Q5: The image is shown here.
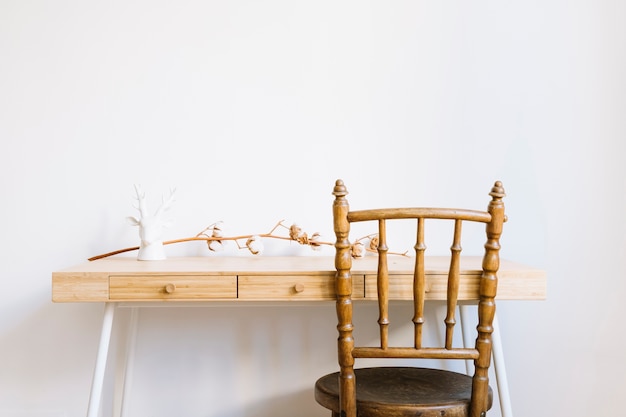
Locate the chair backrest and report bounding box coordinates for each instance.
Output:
[331,179,506,417]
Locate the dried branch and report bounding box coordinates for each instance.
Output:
[88,220,407,261]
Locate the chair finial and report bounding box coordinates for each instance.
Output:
[489,181,506,199]
[333,179,348,198]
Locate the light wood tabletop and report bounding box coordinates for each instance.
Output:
[52,256,546,303]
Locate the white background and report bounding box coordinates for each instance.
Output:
[1,1,624,416]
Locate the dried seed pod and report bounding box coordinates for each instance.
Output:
[246,235,263,255]
[289,224,302,240]
[310,232,322,250]
[208,240,223,252]
[369,235,379,251]
[211,221,224,238]
[351,241,365,258]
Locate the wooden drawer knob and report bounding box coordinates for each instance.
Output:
[293,283,305,293]
[164,283,176,294]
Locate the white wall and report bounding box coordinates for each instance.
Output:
[1,1,624,416]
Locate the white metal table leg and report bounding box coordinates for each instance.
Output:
[492,313,513,417]
[459,305,513,417]
[459,304,475,375]
[87,302,117,417]
[119,307,139,417]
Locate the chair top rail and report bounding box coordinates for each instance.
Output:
[347,207,492,223]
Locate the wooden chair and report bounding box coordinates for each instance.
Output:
[315,179,507,417]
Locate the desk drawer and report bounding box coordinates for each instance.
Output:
[238,274,365,300]
[109,275,237,300]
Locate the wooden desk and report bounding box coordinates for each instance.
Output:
[53,256,545,303]
[52,256,546,417]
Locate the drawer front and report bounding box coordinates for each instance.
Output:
[364,274,481,300]
[109,275,237,300]
[238,274,365,300]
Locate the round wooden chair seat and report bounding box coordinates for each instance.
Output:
[315,367,493,417]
